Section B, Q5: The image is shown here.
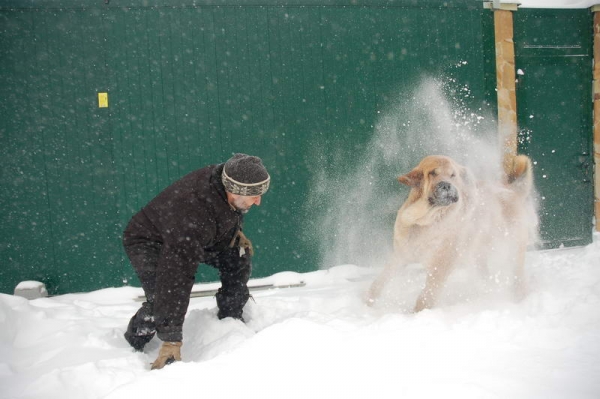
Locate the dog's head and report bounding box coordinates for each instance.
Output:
[398,155,472,208]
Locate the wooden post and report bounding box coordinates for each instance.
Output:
[491,3,519,174]
[593,7,600,231]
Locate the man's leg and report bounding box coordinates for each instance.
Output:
[209,247,252,321]
[123,240,162,351]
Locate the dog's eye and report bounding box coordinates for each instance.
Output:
[429,170,437,177]
[451,173,456,178]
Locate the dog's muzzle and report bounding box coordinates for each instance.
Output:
[429,181,459,207]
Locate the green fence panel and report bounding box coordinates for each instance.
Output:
[1,0,496,294]
[1,9,56,288]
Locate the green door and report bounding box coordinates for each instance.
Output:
[514,9,594,249]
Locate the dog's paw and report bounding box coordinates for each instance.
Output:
[414,295,432,313]
[364,294,377,307]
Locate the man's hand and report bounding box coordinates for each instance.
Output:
[151,341,182,370]
[230,230,254,256]
[237,231,254,256]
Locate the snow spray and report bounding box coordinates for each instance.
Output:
[305,76,537,308]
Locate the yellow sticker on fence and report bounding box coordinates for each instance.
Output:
[98,92,108,108]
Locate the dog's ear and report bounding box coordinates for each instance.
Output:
[398,169,423,187]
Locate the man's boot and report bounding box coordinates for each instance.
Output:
[124,301,156,351]
[216,287,248,322]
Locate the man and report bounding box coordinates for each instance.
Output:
[122,153,270,370]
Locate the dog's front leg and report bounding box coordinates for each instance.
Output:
[414,258,454,312]
[365,262,398,306]
[512,241,528,301]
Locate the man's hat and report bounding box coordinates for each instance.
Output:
[222,153,270,196]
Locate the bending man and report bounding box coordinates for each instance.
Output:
[123,153,270,369]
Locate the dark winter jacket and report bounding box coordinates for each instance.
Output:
[123,163,244,341]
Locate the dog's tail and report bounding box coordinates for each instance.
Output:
[506,154,533,196]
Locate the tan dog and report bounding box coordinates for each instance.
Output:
[366,155,536,312]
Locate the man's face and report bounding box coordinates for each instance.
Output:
[228,193,262,214]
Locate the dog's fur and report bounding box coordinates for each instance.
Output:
[366,155,537,312]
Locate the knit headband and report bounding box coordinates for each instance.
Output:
[222,168,270,196]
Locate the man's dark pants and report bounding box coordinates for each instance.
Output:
[124,242,251,351]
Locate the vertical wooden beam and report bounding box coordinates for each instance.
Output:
[494,8,518,174]
[593,9,600,231]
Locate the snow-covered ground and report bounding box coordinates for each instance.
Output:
[1,233,599,399]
